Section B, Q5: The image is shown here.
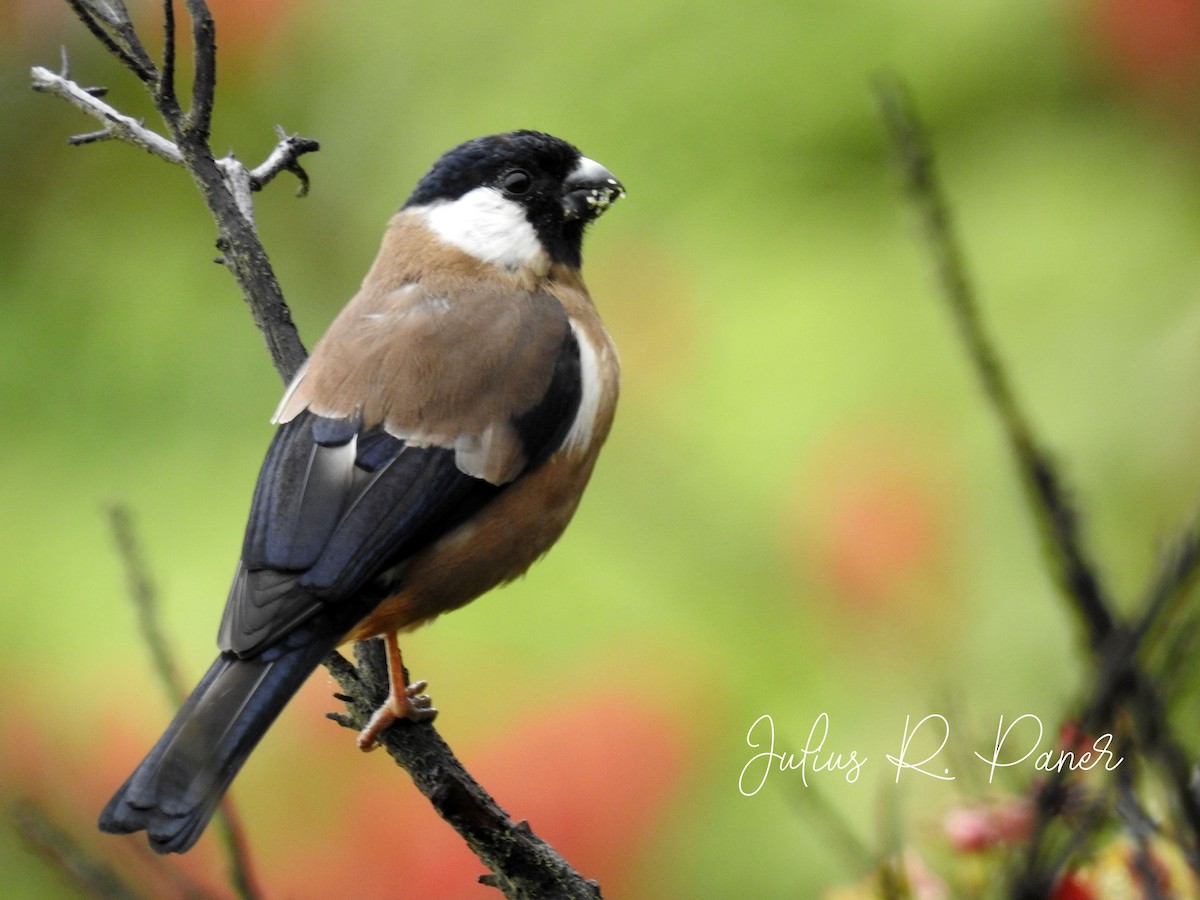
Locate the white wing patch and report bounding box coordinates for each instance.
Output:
[422,187,550,275]
[272,358,309,424]
[562,319,602,454]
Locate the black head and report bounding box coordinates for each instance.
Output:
[403,131,624,269]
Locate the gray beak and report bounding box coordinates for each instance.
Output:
[563,156,625,221]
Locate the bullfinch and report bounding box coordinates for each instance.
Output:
[99,130,624,854]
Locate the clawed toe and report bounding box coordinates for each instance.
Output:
[355,639,438,750]
[405,682,438,722]
[356,688,439,750]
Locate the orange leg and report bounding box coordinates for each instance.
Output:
[357,633,437,751]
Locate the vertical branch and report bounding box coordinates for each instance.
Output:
[159,0,178,112]
[182,0,216,140]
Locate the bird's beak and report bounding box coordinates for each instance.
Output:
[563,156,625,221]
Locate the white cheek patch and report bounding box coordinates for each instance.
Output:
[561,319,602,454]
[422,187,549,274]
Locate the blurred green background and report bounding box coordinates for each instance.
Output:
[4,0,1200,896]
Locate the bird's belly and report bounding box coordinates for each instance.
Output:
[342,451,598,642]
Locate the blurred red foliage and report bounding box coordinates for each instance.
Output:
[781,423,955,617]
[262,688,685,898]
[1088,0,1200,89]
[4,677,684,897]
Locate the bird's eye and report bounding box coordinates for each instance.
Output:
[501,169,532,196]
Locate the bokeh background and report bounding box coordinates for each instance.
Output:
[4,0,1200,896]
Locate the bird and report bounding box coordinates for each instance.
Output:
[98,130,624,854]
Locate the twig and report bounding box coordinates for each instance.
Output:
[876,71,1200,888]
[159,0,177,111]
[786,780,874,875]
[210,803,261,900]
[104,504,264,900]
[874,72,1116,647]
[249,127,320,196]
[875,74,1120,886]
[1131,515,1200,651]
[106,503,187,707]
[326,642,603,900]
[64,0,156,83]
[34,1,313,383]
[182,0,216,140]
[31,64,183,164]
[11,800,143,900]
[1117,772,1168,900]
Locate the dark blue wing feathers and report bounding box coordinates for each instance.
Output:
[297,434,497,595]
[513,328,582,471]
[99,615,348,853]
[220,326,581,657]
[222,418,491,655]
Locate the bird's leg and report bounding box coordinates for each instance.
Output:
[357,633,437,751]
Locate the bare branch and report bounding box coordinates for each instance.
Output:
[1132,514,1200,648]
[31,55,310,379]
[874,73,1117,647]
[248,128,321,197]
[67,127,118,146]
[182,0,216,140]
[106,504,187,707]
[326,642,604,900]
[182,145,309,380]
[105,504,264,900]
[34,4,312,383]
[159,0,178,112]
[211,132,321,226]
[65,0,157,84]
[877,72,1200,888]
[11,800,142,900]
[31,65,183,164]
[213,800,263,900]
[212,156,257,226]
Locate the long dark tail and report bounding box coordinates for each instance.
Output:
[99,635,339,854]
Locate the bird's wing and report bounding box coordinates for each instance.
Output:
[276,277,581,483]
[218,282,582,657]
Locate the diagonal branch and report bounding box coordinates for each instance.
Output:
[874,73,1117,647]
[106,503,187,707]
[11,801,143,900]
[326,642,603,900]
[105,504,264,900]
[65,0,157,83]
[876,71,1200,886]
[1131,514,1200,649]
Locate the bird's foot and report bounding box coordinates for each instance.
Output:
[357,679,437,750]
